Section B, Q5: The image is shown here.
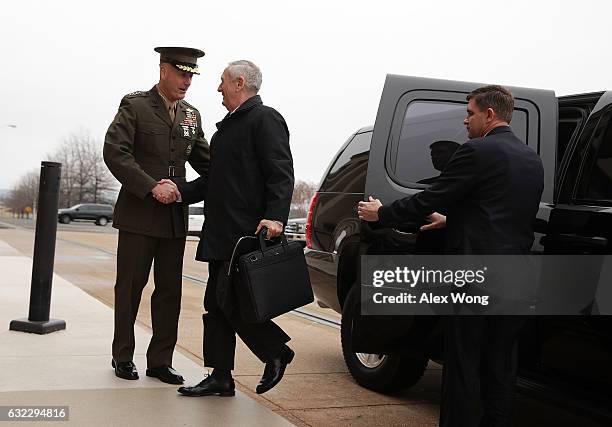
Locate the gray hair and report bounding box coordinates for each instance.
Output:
[226,60,262,93]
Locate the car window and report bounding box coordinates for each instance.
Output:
[189,206,204,215]
[558,107,589,171]
[391,101,528,185]
[575,107,612,204]
[320,131,371,193]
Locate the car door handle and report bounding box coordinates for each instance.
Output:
[541,233,608,248]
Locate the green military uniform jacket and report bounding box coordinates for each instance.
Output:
[104,86,210,238]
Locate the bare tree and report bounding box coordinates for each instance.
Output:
[4,170,39,217]
[83,136,117,203]
[5,130,119,215]
[290,180,317,218]
[50,141,77,208]
[49,131,118,207]
[73,134,94,203]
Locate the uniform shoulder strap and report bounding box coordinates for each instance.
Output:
[124,91,148,99]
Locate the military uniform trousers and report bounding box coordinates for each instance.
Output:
[439,316,526,427]
[202,260,290,371]
[112,230,186,368]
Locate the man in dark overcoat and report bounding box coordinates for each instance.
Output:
[172,60,295,397]
[103,47,210,384]
[358,85,544,427]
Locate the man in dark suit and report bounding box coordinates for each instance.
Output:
[358,85,544,427]
[103,47,210,384]
[170,60,295,397]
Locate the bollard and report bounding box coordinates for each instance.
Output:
[10,162,66,334]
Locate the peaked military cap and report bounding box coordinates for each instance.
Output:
[154,46,205,75]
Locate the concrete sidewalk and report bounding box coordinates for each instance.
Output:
[0,239,292,426]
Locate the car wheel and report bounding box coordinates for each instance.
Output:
[96,217,108,226]
[340,285,428,392]
[59,214,71,224]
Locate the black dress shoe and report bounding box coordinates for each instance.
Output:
[256,346,294,394]
[111,359,139,380]
[177,375,235,397]
[146,365,184,385]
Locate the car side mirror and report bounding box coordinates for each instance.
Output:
[75,208,79,211]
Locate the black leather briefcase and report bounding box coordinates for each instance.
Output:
[229,231,313,323]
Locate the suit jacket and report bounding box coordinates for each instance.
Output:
[179,95,294,260]
[103,86,210,238]
[378,126,544,254]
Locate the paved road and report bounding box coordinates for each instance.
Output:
[0,216,118,234]
[0,220,607,427]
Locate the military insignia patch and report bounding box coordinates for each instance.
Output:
[125,91,146,98]
[180,108,198,137]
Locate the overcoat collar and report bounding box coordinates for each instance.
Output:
[485,125,512,137]
[216,95,262,129]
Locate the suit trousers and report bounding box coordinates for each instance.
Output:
[439,316,526,427]
[202,260,290,371]
[112,230,186,367]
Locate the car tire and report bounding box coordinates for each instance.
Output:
[59,214,71,224]
[340,285,428,392]
[96,217,109,226]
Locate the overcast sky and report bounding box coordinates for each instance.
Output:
[1,0,611,190]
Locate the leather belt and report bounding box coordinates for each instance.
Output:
[139,163,186,178]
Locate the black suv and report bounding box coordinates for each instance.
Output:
[58,203,114,226]
[305,76,612,414]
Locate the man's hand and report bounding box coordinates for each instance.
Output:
[255,219,283,239]
[152,180,181,204]
[158,179,182,200]
[357,196,382,222]
[420,212,446,231]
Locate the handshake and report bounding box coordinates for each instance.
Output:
[152,179,182,204]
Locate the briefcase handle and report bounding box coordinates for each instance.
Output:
[257,227,288,252]
[227,229,289,277]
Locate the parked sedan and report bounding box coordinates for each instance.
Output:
[57,203,114,226]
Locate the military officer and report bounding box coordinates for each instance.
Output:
[103,46,210,384]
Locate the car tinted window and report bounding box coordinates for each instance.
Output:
[189,206,204,215]
[576,108,612,203]
[558,107,588,170]
[321,132,371,193]
[392,101,528,185]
